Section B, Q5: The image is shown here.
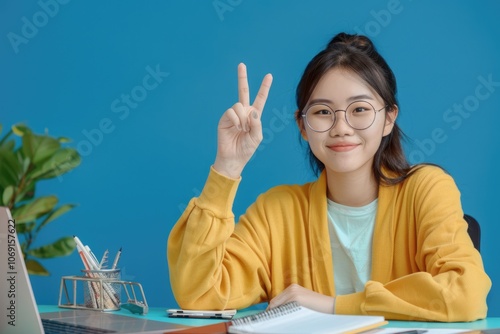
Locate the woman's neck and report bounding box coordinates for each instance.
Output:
[325,168,378,207]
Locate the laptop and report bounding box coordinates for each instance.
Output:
[0,206,188,334]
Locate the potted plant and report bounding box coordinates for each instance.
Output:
[0,123,81,275]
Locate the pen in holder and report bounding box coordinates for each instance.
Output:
[82,268,121,311]
[60,236,148,314]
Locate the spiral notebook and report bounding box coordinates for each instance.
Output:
[228,301,387,334]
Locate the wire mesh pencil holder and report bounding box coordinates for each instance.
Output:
[58,269,149,314]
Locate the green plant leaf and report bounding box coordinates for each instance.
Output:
[23,156,31,173]
[2,185,14,206]
[8,174,36,206]
[26,259,50,276]
[37,204,77,232]
[27,236,76,259]
[22,131,61,165]
[15,222,35,233]
[12,195,58,224]
[0,147,22,189]
[57,136,72,143]
[14,181,35,204]
[12,124,30,137]
[2,123,81,275]
[29,148,81,180]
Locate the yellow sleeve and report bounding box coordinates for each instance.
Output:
[167,167,271,310]
[335,166,491,321]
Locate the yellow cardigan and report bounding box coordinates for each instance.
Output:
[168,165,491,321]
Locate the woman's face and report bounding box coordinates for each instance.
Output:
[300,68,397,176]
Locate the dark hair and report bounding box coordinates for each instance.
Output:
[295,32,412,185]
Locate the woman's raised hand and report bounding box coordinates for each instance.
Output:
[213,63,273,179]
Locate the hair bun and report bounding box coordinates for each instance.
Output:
[327,32,374,52]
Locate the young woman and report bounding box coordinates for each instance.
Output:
[167,33,491,321]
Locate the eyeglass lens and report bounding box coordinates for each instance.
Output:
[304,101,377,131]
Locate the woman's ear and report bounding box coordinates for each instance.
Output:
[383,104,399,137]
[295,109,308,141]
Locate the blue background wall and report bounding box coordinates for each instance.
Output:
[2,0,500,315]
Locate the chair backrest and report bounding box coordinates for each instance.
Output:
[464,214,481,252]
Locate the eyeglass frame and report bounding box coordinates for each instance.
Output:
[301,100,389,132]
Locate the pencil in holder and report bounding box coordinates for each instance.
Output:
[82,268,121,311]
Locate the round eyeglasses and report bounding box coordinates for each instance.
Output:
[302,100,387,132]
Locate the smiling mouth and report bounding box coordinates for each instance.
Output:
[328,144,359,152]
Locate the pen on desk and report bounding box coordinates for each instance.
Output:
[111,247,122,269]
[393,330,428,334]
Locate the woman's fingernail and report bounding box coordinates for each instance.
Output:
[252,111,258,119]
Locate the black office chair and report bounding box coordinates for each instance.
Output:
[464,214,481,252]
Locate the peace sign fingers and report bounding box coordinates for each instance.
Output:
[213,63,273,179]
[238,63,273,115]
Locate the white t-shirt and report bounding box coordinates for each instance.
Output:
[327,198,377,295]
